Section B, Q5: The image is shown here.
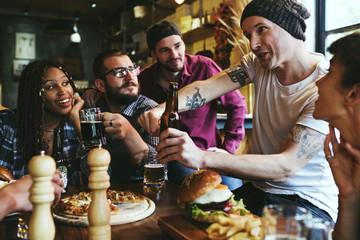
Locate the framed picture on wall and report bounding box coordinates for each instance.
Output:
[15,33,36,60]
[13,59,31,78]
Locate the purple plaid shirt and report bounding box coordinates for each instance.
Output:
[139,54,247,153]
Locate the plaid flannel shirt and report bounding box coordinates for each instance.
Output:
[0,109,84,185]
[80,94,159,183]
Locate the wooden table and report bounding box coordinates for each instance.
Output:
[0,181,186,240]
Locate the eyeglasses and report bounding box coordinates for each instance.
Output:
[101,66,140,79]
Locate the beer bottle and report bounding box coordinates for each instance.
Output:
[160,82,181,132]
[52,128,68,188]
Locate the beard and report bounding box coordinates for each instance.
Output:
[104,81,139,106]
[159,58,184,73]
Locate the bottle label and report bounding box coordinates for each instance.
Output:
[57,165,68,188]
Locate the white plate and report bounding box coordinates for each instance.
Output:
[53,198,155,227]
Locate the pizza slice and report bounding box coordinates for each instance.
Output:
[107,190,147,204]
[56,192,119,216]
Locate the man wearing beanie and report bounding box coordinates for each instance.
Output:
[139,21,247,190]
[139,0,338,227]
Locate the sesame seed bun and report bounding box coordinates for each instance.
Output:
[177,169,222,205]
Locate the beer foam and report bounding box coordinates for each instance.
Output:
[144,164,163,168]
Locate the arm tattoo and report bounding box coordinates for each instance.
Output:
[224,65,248,86]
[185,87,206,110]
[291,125,326,159]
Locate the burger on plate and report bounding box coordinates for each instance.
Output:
[177,169,249,223]
[0,166,15,188]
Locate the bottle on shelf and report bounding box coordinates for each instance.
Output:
[160,82,181,133]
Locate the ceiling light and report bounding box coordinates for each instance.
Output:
[70,33,81,43]
[91,2,96,8]
[174,0,185,4]
[70,22,81,43]
[23,6,29,16]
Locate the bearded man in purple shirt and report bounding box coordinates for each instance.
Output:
[139,21,247,188]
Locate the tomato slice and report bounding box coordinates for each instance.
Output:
[215,184,229,190]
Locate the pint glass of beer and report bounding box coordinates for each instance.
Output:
[79,107,106,149]
[143,151,166,190]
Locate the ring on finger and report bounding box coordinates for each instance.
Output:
[325,154,332,159]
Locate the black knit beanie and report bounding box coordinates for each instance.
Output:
[146,21,183,55]
[240,0,310,41]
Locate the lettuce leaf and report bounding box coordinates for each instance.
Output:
[185,196,249,219]
[229,195,250,215]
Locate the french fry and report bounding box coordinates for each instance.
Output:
[206,214,262,240]
[208,235,228,240]
[206,223,223,233]
[218,215,234,225]
[249,226,261,237]
[228,232,249,240]
[206,223,232,237]
[226,225,246,237]
[245,218,261,233]
[231,216,248,229]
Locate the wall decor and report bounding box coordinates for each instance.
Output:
[13,59,31,78]
[15,32,36,59]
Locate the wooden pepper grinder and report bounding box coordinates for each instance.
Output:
[28,150,56,240]
[87,146,111,240]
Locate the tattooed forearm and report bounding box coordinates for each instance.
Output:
[185,87,206,110]
[290,125,326,159]
[224,65,248,86]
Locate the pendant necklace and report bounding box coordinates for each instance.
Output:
[42,129,54,149]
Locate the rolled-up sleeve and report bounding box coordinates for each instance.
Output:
[220,90,247,154]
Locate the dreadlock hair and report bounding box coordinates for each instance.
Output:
[92,49,127,79]
[16,59,75,166]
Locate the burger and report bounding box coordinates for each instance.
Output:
[0,166,15,188]
[177,169,249,223]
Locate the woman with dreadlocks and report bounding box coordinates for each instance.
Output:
[0,59,85,185]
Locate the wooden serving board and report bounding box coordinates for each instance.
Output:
[158,213,211,240]
[53,198,155,227]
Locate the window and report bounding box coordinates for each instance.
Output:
[316,0,360,59]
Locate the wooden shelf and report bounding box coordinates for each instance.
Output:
[127,0,178,32]
[182,25,214,43]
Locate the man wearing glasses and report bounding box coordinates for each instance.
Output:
[90,50,158,183]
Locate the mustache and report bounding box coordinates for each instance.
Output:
[120,81,139,89]
[166,58,180,64]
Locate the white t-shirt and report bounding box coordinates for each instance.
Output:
[242,52,338,221]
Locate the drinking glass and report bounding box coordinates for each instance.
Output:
[143,150,166,191]
[17,211,30,239]
[79,107,106,149]
[305,218,332,240]
[262,204,311,240]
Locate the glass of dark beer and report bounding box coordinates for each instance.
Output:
[79,107,106,150]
